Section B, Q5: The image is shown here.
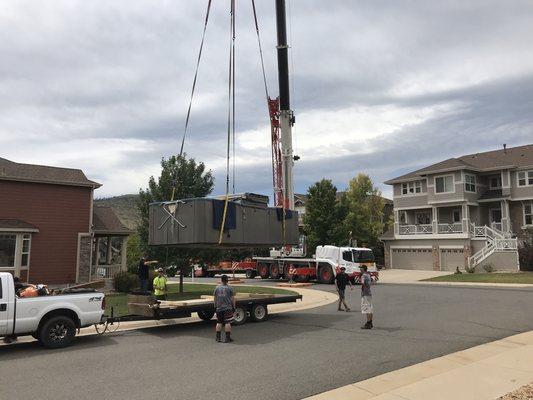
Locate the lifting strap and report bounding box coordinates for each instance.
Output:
[171,0,213,202]
[218,0,236,244]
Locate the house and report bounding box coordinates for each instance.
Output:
[0,157,131,284]
[380,144,533,271]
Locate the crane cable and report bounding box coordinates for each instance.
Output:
[218,0,236,244]
[171,0,213,202]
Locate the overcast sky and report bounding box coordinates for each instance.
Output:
[1,1,533,199]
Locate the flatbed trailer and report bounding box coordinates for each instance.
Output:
[194,261,258,279]
[100,293,302,328]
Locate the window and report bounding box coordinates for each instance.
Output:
[453,210,461,223]
[489,176,502,189]
[21,234,31,267]
[342,251,353,262]
[465,174,476,193]
[0,235,16,268]
[518,171,533,187]
[416,212,430,225]
[435,175,454,193]
[525,203,532,226]
[401,181,422,195]
[399,211,407,225]
[352,250,375,263]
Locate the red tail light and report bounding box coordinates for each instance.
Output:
[101,296,106,310]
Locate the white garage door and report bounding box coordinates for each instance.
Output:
[440,248,464,271]
[391,248,433,270]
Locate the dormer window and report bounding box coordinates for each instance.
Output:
[401,181,422,195]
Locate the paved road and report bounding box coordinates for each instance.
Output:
[2,282,533,400]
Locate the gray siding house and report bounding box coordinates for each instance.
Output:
[381,144,533,271]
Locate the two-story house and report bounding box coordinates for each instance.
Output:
[0,157,131,284]
[381,144,532,271]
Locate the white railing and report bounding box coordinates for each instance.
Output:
[468,226,518,268]
[491,222,503,232]
[494,238,518,251]
[398,224,433,235]
[91,264,122,280]
[437,223,463,234]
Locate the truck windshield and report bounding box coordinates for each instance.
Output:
[342,251,353,262]
[352,250,375,263]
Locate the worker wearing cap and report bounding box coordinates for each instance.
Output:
[153,268,168,300]
[334,266,352,311]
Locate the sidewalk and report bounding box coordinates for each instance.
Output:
[304,331,533,400]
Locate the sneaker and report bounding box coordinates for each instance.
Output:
[345,308,351,312]
[337,308,344,312]
[224,336,234,343]
[361,322,372,330]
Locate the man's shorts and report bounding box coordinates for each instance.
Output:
[216,309,234,324]
[337,288,345,299]
[361,296,373,314]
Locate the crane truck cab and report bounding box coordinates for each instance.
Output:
[315,245,379,284]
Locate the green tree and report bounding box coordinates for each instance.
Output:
[137,155,218,272]
[343,174,385,250]
[126,232,142,273]
[303,179,343,252]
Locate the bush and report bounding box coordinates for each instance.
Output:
[518,228,533,271]
[482,263,494,273]
[465,265,476,274]
[113,271,139,293]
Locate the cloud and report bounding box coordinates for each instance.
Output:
[1,0,532,200]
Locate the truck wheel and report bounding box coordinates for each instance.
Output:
[232,306,248,325]
[258,264,270,279]
[295,274,310,283]
[245,269,256,279]
[197,310,215,321]
[270,264,282,279]
[39,315,76,349]
[318,265,335,284]
[250,304,268,322]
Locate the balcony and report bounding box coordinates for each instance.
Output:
[398,224,433,235]
[437,223,463,234]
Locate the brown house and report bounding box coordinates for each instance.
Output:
[0,157,130,284]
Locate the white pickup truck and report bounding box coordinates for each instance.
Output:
[0,272,105,348]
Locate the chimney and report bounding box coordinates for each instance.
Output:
[503,143,507,154]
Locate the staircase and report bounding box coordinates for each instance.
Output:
[468,224,518,268]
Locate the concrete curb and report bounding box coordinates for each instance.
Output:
[303,331,533,400]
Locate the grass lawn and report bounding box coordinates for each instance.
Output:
[105,283,297,317]
[422,272,533,284]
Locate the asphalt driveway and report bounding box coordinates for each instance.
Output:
[1,283,532,400]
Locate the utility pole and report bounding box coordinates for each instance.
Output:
[275,0,295,211]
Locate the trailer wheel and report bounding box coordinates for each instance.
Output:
[318,265,335,284]
[258,263,270,279]
[250,304,268,322]
[245,269,256,279]
[197,310,215,321]
[270,264,282,279]
[38,315,76,349]
[232,306,248,325]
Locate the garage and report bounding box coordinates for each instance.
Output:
[440,248,465,271]
[391,247,433,270]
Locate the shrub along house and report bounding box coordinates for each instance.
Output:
[380,144,533,272]
[0,157,130,284]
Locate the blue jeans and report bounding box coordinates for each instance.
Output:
[139,278,148,292]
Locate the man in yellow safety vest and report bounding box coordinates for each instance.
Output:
[153,268,168,300]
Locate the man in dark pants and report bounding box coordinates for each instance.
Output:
[138,255,157,292]
[214,275,236,343]
[335,266,352,311]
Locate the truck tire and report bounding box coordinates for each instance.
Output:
[270,264,282,279]
[317,265,335,284]
[245,269,256,279]
[250,304,268,322]
[197,310,215,321]
[295,274,310,283]
[38,315,76,349]
[258,264,270,279]
[232,306,248,325]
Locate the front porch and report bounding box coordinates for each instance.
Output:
[395,201,512,237]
